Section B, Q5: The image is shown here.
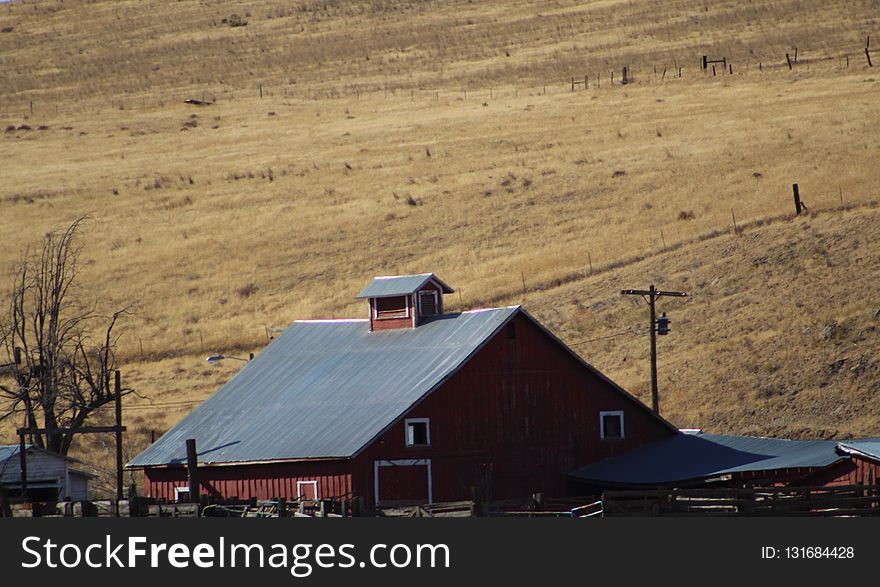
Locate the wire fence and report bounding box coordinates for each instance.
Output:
[1,44,874,121]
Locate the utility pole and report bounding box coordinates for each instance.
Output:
[621,285,688,416]
[114,370,124,500]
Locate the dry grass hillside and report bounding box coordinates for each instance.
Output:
[1,0,879,492]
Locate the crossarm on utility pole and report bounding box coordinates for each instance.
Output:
[621,285,688,416]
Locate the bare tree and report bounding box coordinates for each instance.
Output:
[0,217,132,457]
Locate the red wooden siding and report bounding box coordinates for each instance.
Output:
[143,460,352,502]
[796,455,880,487]
[375,461,430,505]
[353,312,674,504]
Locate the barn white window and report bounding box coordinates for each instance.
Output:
[418,290,439,317]
[600,411,625,440]
[174,486,191,502]
[405,418,431,447]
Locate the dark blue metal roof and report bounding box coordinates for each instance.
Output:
[128,306,518,467]
[356,273,454,298]
[569,433,845,486]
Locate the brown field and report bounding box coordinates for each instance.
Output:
[1,0,879,494]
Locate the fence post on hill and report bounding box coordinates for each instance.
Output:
[792,183,803,215]
[786,53,793,70]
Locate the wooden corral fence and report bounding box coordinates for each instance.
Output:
[377,495,603,517]
[601,484,880,517]
[4,497,352,518]
[8,486,879,517]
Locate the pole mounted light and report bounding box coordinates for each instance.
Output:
[621,285,688,416]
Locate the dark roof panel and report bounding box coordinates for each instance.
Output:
[128,306,517,467]
[356,274,454,298]
[569,433,845,486]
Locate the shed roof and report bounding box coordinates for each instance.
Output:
[0,444,79,464]
[128,306,518,467]
[569,433,845,486]
[0,444,19,463]
[356,273,454,298]
[837,440,880,462]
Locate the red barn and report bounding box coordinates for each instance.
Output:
[128,273,675,505]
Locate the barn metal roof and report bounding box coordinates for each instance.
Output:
[356,273,454,298]
[569,433,845,486]
[128,306,518,468]
[838,440,880,461]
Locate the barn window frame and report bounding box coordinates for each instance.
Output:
[374,458,433,505]
[599,410,625,440]
[373,295,411,320]
[418,289,439,317]
[405,417,431,447]
[173,486,191,502]
[296,480,319,501]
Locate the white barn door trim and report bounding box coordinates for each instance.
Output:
[373,458,433,505]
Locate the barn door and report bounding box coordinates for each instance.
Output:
[296,480,318,500]
[374,459,432,506]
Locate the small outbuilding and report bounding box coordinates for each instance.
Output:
[0,444,92,501]
[569,431,880,491]
[797,440,880,487]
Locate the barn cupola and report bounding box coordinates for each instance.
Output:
[356,273,455,331]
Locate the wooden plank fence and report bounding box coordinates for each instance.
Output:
[601,484,880,517]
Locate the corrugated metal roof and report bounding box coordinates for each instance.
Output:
[128,306,519,468]
[838,440,880,461]
[569,433,845,486]
[0,444,21,465]
[356,273,454,298]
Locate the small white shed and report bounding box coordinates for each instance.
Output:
[0,444,93,501]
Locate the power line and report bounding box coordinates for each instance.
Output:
[123,400,202,411]
[568,328,645,347]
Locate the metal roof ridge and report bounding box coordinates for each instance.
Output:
[294,318,368,323]
[837,442,880,460]
[373,273,433,279]
[462,305,520,314]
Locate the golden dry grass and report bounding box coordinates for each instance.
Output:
[1,0,879,492]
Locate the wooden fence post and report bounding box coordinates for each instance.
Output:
[186,438,199,504]
[792,183,802,215]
